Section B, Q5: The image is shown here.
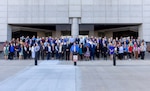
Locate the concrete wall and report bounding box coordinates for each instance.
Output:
[1,0,150,42]
[0,0,10,42]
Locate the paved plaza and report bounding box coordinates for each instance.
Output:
[0,60,150,91]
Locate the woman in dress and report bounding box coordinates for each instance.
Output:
[133,42,138,59]
[19,45,24,60]
[109,43,115,60]
[3,44,9,60]
[78,44,83,60]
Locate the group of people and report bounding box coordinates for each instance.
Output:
[3,35,147,61]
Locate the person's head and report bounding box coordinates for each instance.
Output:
[80,44,82,48]
[134,42,137,45]
[86,46,89,48]
[141,42,144,46]
[36,43,38,46]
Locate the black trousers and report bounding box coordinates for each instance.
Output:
[96,52,100,58]
[140,51,145,60]
[41,51,45,60]
[103,52,107,60]
[23,52,27,59]
[118,53,123,60]
[66,51,70,60]
[9,52,14,60]
[58,53,62,60]
[51,51,55,58]
[35,52,38,65]
[79,54,83,60]
[128,52,132,59]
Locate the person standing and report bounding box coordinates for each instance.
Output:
[78,44,83,60]
[26,45,31,59]
[140,43,146,60]
[45,44,51,60]
[70,42,79,60]
[84,46,90,61]
[31,44,35,59]
[15,43,20,59]
[66,42,70,61]
[118,44,124,60]
[19,45,24,60]
[51,43,55,59]
[128,42,133,60]
[34,43,40,65]
[123,43,128,60]
[90,42,96,60]
[9,43,15,60]
[109,43,115,60]
[3,44,9,60]
[95,43,100,59]
[102,44,108,60]
[23,45,27,59]
[133,42,138,59]
[55,44,59,59]
[58,43,63,60]
[40,43,45,60]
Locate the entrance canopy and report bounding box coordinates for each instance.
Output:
[10,23,141,39]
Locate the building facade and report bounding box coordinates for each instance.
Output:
[0,0,150,42]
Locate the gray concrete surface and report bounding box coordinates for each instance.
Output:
[0,60,150,91]
[0,60,34,82]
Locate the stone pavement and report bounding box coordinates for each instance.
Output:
[0,60,150,91]
[0,60,34,82]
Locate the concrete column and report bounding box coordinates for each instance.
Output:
[7,25,12,41]
[71,18,79,38]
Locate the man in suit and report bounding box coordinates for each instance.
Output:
[70,42,79,60]
[90,42,96,60]
[66,42,71,61]
[58,43,63,60]
[40,43,45,60]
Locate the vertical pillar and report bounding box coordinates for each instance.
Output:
[71,18,79,38]
[7,25,12,41]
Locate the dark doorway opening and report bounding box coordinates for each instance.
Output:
[12,31,37,39]
[113,30,138,39]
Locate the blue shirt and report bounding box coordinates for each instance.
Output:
[70,45,79,53]
[10,46,15,52]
